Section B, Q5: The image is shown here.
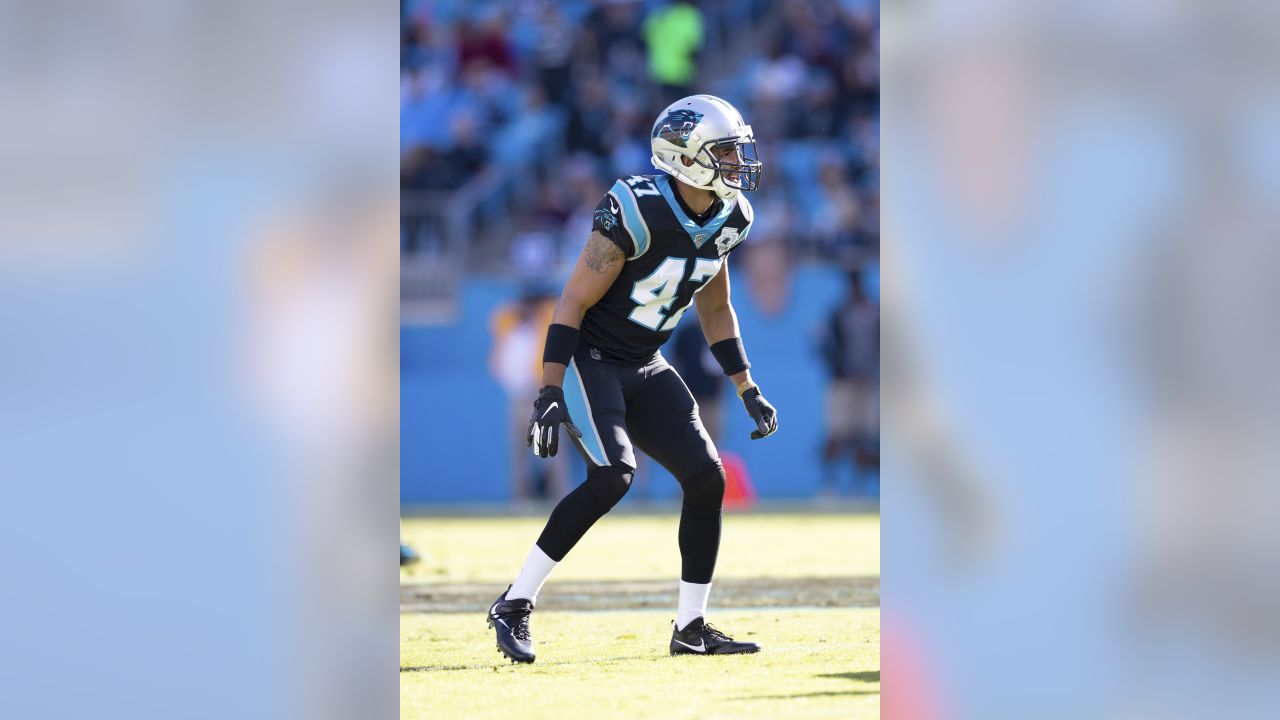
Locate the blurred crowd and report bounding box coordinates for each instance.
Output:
[401,0,879,270]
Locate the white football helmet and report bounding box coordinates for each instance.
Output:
[650,94,762,201]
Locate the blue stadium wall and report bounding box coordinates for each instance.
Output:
[401,265,867,504]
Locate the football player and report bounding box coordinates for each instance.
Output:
[488,95,778,663]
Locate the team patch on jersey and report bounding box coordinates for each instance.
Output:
[715,226,743,256]
[594,207,617,232]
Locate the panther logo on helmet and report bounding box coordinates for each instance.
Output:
[651,109,704,148]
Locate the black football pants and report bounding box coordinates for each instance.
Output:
[535,348,726,584]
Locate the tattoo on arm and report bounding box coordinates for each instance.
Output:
[583,233,624,274]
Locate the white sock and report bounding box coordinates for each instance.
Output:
[507,544,558,604]
[676,581,712,631]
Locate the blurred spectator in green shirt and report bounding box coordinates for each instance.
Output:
[644,0,704,100]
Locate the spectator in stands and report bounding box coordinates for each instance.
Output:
[743,238,792,317]
[837,8,879,117]
[747,43,805,144]
[819,269,880,494]
[565,74,612,157]
[401,110,489,193]
[809,149,862,256]
[456,14,515,78]
[643,0,704,100]
[531,178,575,235]
[790,69,841,139]
[489,289,568,504]
[582,0,647,88]
[857,186,879,249]
[752,40,807,104]
[401,14,447,74]
[440,111,490,187]
[603,96,652,178]
[399,66,448,152]
[531,3,575,106]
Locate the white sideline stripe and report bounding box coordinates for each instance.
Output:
[568,359,605,466]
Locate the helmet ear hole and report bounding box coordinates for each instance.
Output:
[680,156,694,167]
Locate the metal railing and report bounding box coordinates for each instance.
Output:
[401,112,565,324]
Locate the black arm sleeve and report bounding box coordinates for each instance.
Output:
[591,191,635,257]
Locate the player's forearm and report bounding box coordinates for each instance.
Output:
[698,302,740,346]
[715,308,752,390]
[551,295,588,330]
[540,297,588,388]
[701,303,755,390]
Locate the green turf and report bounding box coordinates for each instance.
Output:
[400,513,879,584]
[400,607,880,720]
[401,513,879,718]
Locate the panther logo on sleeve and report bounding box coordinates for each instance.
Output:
[715,226,742,256]
[594,207,617,232]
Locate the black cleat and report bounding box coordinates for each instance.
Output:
[400,543,420,567]
[487,586,535,664]
[670,617,761,656]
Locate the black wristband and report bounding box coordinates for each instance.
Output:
[709,337,751,376]
[542,323,580,366]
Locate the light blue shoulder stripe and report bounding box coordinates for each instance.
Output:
[609,180,650,259]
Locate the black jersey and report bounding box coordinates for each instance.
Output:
[580,173,754,364]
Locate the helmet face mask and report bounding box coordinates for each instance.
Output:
[691,137,761,192]
[650,94,762,201]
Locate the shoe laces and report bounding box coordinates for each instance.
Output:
[702,622,732,642]
[500,600,533,641]
[511,613,531,641]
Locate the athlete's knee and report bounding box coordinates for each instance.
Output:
[679,462,725,510]
[585,464,633,508]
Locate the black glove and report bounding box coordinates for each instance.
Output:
[527,386,582,458]
[740,386,778,440]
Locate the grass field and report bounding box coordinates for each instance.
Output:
[401,512,879,719]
